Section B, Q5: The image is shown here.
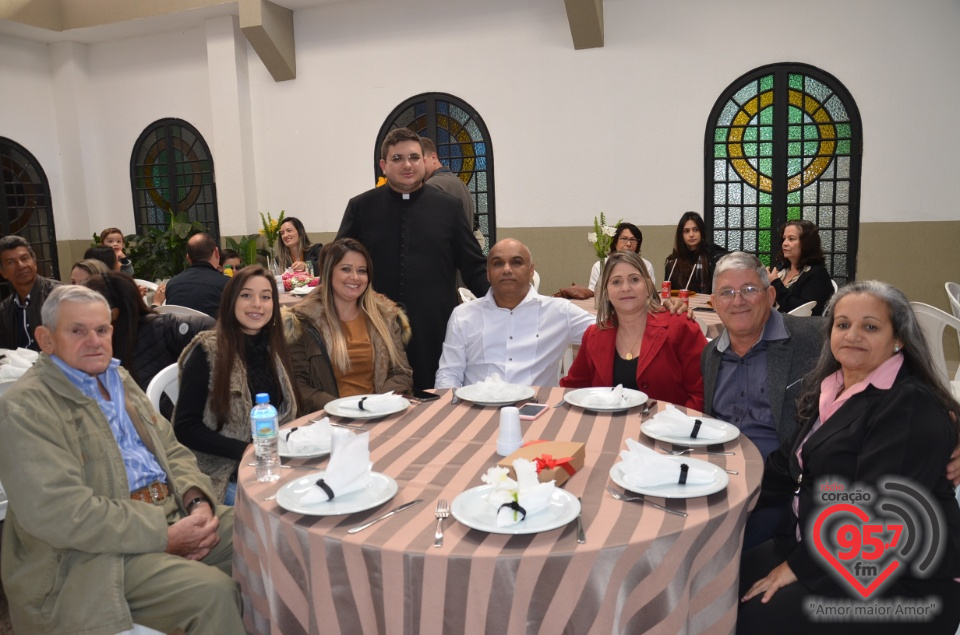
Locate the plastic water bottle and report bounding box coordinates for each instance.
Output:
[251,393,281,482]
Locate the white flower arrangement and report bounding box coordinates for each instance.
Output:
[588,212,622,260]
[481,459,556,526]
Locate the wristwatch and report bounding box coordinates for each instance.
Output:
[186,495,211,513]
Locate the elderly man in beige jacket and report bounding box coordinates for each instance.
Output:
[0,285,242,635]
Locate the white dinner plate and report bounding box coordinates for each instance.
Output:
[275,471,398,515]
[291,285,315,296]
[609,456,729,499]
[454,383,536,406]
[562,387,648,412]
[323,395,410,419]
[450,485,580,535]
[640,415,740,447]
[278,427,331,459]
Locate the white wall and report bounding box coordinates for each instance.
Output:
[1,0,958,240]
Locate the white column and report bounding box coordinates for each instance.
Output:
[205,14,258,237]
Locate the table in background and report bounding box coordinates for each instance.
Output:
[234,388,761,635]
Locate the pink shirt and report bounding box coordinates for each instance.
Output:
[817,353,904,424]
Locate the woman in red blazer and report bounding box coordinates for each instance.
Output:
[560,251,706,410]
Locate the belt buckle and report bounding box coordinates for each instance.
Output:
[149,482,163,503]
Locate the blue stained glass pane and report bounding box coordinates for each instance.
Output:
[437,101,449,115]
[476,156,487,170]
[475,142,486,156]
[437,128,451,144]
[414,102,426,116]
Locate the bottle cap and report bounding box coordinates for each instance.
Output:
[255,393,269,404]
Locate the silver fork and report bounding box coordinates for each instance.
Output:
[433,499,449,548]
[606,486,687,518]
[655,443,735,456]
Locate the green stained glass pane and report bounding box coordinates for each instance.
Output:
[760,142,772,156]
[760,75,774,91]
[788,142,801,156]
[825,95,849,122]
[837,140,851,155]
[787,191,801,203]
[715,128,727,142]
[789,74,803,90]
[788,125,802,140]
[760,206,771,228]
[759,158,772,174]
[760,126,773,141]
[714,144,727,158]
[744,143,757,156]
[804,141,818,155]
[733,81,759,104]
[744,127,758,142]
[837,123,851,138]
[759,108,773,125]
[803,124,818,140]
[787,206,801,220]
[789,107,803,124]
[760,192,772,204]
[759,231,771,258]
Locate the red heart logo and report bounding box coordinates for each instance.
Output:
[812,503,901,599]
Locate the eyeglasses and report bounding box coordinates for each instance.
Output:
[714,286,764,304]
[617,237,638,245]
[388,153,422,164]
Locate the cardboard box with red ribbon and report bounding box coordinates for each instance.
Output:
[497,440,586,487]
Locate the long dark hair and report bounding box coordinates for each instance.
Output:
[609,222,643,256]
[276,217,313,269]
[666,211,710,290]
[796,280,960,427]
[774,220,826,269]
[211,265,298,430]
[83,272,153,383]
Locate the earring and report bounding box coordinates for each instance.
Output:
[894,345,900,353]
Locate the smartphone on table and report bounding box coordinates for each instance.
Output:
[518,403,549,421]
[412,388,441,402]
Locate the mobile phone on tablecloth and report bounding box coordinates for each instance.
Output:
[412,388,441,402]
[518,403,549,421]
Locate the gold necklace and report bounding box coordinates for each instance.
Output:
[618,329,643,360]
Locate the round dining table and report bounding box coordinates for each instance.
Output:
[233,386,762,635]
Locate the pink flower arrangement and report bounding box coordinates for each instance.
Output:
[281,270,319,292]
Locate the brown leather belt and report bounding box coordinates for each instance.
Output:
[130,481,170,504]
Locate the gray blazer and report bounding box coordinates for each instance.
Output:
[701,313,826,446]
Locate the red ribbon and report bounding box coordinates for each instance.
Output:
[522,440,578,476]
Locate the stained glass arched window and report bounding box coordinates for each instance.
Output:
[130,118,220,240]
[705,63,862,283]
[0,137,59,289]
[377,93,495,251]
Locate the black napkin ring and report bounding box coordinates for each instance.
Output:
[678,463,689,485]
[284,427,299,442]
[498,500,527,521]
[690,419,703,439]
[316,478,335,500]
[358,397,368,411]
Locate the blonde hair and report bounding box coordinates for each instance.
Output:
[310,239,404,373]
[595,251,664,329]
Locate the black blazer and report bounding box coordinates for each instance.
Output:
[771,263,834,316]
[760,368,960,590]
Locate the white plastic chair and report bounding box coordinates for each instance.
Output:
[154,304,209,318]
[532,270,541,291]
[145,363,180,414]
[910,302,960,383]
[945,283,960,349]
[787,301,817,317]
[134,279,158,292]
[117,625,165,635]
[458,287,477,303]
[831,279,838,293]
[0,478,7,523]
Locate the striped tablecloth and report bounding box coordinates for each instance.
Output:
[234,387,762,635]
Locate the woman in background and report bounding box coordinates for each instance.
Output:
[562,251,706,410]
[587,222,656,293]
[767,220,834,316]
[175,265,298,503]
[664,211,728,294]
[286,238,412,412]
[100,227,134,276]
[277,216,322,274]
[70,258,110,285]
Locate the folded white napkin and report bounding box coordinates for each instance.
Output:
[0,348,38,369]
[467,373,529,402]
[618,438,715,488]
[301,429,372,504]
[339,391,407,414]
[279,418,332,455]
[0,366,24,380]
[643,404,727,440]
[580,384,627,408]
[483,458,556,527]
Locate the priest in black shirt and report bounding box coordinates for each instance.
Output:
[337,128,489,390]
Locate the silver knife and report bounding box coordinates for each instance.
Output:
[575,497,585,544]
[346,499,423,534]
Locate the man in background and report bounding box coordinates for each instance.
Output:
[0,235,61,350]
[164,233,228,318]
[421,136,477,238]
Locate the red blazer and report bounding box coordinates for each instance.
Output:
[560,310,706,410]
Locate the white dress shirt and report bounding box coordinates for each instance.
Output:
[588,257,656,292]
[435,287,595,388]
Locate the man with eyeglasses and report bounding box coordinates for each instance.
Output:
[0,235,61,351]
[337,127,489,390]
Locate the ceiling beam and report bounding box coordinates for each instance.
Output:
[563,0,604,50]
[239,0,296,82]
